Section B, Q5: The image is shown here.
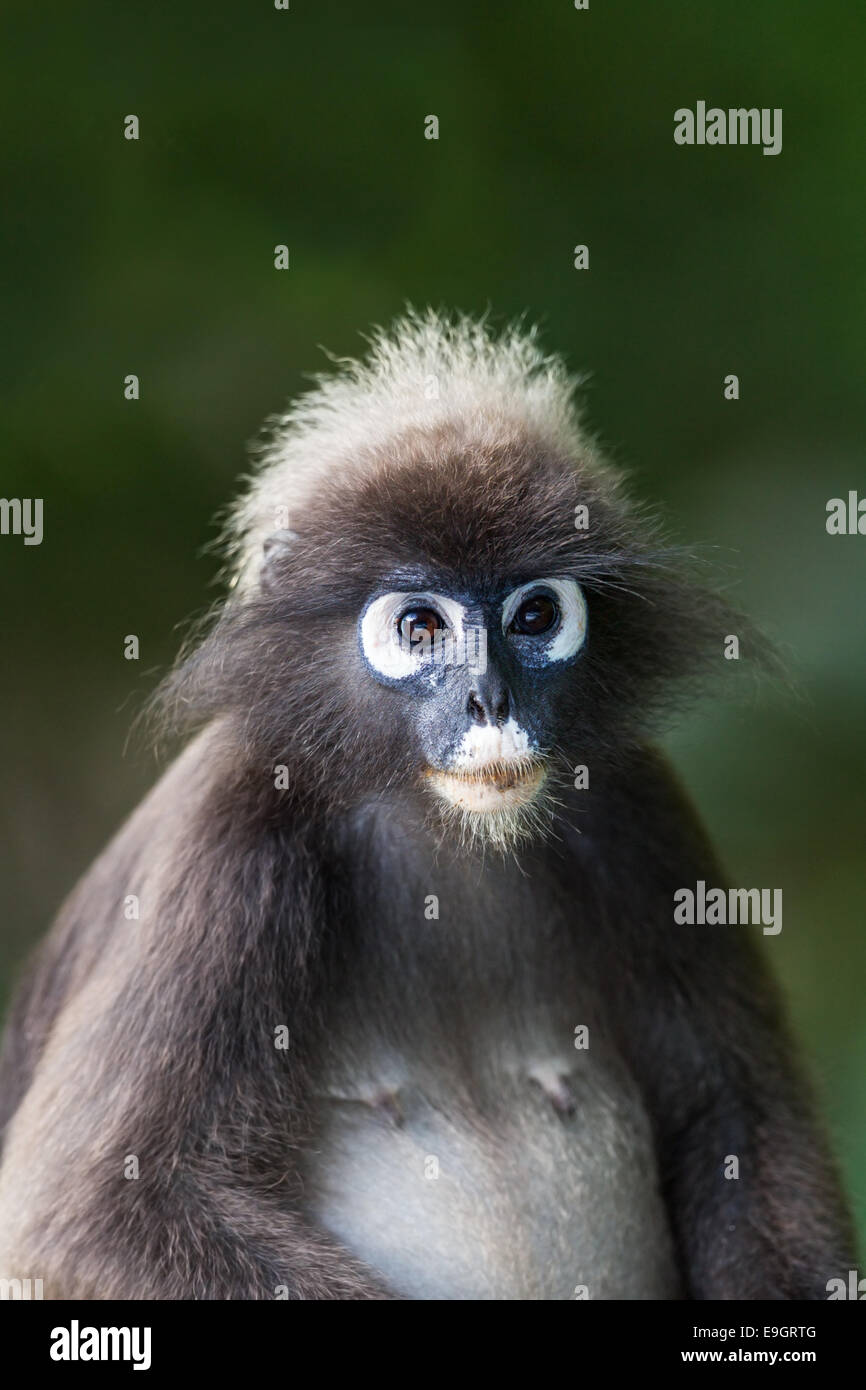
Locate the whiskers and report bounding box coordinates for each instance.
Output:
[426,763,559,856]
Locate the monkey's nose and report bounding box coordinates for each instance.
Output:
[467,684,510,727]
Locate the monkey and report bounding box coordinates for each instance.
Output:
[0,310,855,1300]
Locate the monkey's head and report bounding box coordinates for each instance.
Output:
[163,311,741,852]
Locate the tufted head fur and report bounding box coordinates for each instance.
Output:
[159,310,748,843]
[225,308,605,592]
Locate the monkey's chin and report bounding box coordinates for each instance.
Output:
[423,760,552,853]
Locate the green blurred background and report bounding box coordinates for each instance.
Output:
[1,1,864,1245]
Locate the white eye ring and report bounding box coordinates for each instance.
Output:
[360,592,467,680]
[502,578,587,662]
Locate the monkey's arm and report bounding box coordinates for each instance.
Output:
[642,956,855,1300]
[0,731,394,1299]
[586,749,856,1300]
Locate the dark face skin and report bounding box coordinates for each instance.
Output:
[357,576,588,797]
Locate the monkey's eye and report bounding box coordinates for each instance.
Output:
[398,607,446,646]
[510,594,559,637]
[502,578,587,665]
[360,591,466,682]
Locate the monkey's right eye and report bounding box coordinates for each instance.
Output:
[398,607,446,646]
[360,591,466,682]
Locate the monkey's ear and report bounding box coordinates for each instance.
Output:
[261,529,299,593]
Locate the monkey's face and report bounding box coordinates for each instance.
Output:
[358,575,588,849]
[192,425,725,855]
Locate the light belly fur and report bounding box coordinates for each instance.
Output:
[300,1039,682,1301]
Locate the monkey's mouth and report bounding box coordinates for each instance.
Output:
[422,758,547,813]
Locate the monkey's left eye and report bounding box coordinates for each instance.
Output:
[398,607,446,645]
[510,594,558,637]
[502,578,587,664]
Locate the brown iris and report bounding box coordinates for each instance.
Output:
[510,593,558,636]
[399,607,445,645]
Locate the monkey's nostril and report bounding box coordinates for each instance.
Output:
[468,688,510,725]
[467,692,487,725]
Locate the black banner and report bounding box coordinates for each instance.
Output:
[5,1298,863,1376]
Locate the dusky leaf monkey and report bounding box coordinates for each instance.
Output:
[0,312,854,1299]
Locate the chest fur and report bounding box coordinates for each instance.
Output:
[298,804,680,1299]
